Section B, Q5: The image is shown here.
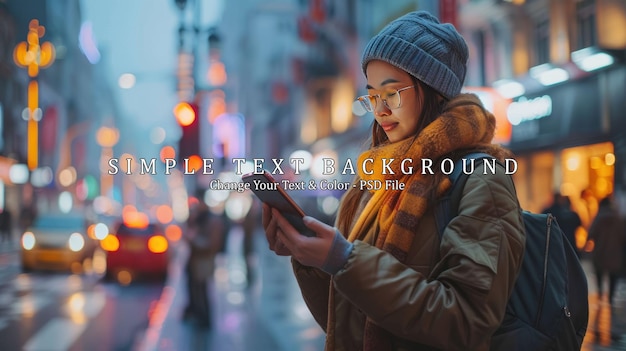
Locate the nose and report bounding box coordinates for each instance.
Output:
[374,98,390,117]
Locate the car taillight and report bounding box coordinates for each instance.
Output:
[148,235,168,254]
[100,235,120,252]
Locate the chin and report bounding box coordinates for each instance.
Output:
[386,133,408,143]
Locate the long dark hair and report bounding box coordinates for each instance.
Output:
[337,76,446,234]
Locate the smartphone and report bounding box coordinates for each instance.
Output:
[241,170,316,237]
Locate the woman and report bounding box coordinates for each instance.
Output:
[262,11,525,350]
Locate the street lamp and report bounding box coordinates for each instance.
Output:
[13,19,56,171]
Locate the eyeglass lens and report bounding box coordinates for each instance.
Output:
[359,89,401,112]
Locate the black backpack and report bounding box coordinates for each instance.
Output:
[435,152,589,351]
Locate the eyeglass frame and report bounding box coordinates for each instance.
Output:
[355,85,416,112]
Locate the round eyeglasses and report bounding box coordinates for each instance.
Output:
[355,85,416,112]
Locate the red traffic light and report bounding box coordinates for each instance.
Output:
[175,102,200,161]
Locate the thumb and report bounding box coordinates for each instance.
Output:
[303,216,334,238]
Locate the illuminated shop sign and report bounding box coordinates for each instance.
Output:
[508,75,604,151]
[507,95,552,125]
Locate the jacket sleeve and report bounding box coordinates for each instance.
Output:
[292,258,331,332]
[332,165,525,350]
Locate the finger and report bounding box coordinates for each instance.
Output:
[274,233,291,256]
[271,209,301,245]
[303,216,335,239]
[275,227,298,258]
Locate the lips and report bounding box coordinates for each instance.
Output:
[380,122,398,132]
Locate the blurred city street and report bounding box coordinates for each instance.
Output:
[2,221,626,350]
[133,224,325,351]
[134,226,626,351]
[583,259,626,351]
[1,0,626,350]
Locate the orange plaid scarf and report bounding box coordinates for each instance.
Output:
[328,93,501,351]
[349,94,497,259]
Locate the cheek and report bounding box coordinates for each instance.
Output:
[403,100,422,131]
[401,117,421,136]
[407,96,424,117]
[399,102,422,131]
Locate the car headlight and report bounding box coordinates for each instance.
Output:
[68,232,85,252]
[22,232,36,250]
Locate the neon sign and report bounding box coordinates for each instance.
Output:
[507,95,552,126]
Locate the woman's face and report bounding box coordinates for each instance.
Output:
[365,60,424,143]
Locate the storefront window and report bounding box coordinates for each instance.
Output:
[511,151,554,213]
[561,142,613,249]
[513,142,614,250]
[561,142,613,209]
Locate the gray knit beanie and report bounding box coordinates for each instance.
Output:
[361,11,469,99]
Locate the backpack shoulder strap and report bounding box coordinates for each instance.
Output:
[434,152,496,240]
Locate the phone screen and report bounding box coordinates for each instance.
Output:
[241,171,315,237]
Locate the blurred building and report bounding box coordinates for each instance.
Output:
[0,0,118,218]
[459,0,626,252]
[217,0,445,220]
[215,0,625,230]
[222,0,441,165]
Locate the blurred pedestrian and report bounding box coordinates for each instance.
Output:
[542,192,583,257]
[261,11,525,350]
[182,203,225,328]
[0,209,12,244]
[575,188,599,230]
[587,196,625,305]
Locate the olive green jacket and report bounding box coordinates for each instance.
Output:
[292,163,525,351]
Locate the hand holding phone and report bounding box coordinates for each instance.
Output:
[241,171,316,237]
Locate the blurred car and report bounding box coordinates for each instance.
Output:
[21,213,97,273]
[100,221,170,282]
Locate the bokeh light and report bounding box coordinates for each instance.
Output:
[156,205,173,224]
[165,224,182,242]
[118,73,136,89]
